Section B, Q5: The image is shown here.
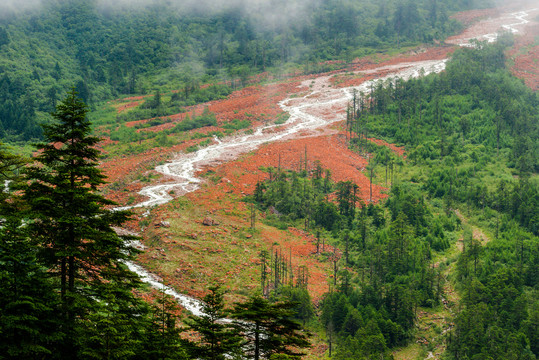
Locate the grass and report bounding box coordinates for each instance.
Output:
[275,112,290,125]
[222,118,251,130]
[3,141,35,157]
[185,138,211,153]
[393,344,425,360]
[89,101,118,127]
[135,189,262,302]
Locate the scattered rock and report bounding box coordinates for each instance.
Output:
[202,217,219,226]
[155,221,171,228]
[112,226,141,237]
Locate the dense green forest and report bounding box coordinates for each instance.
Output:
[245,38,538,359]
[335,40,537,358]
[252,157,459,358]
[0,0,491,141]
[349,35,538,233]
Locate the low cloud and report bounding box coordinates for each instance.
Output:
[96,0,321,30]
[0,0,42,12]
[0,0,321,33]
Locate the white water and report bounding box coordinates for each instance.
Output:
[115,60,447,212]
[123,261,205,316]
[117,8,535,314]
[119,60,446,313]
[453,8,537,47]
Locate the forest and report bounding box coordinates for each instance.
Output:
[0,91,313,359]
[0,0,489,141]
[333,39,537,358]
[1,0,538,359]
[246,39,537,358]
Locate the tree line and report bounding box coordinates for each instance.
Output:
[248,38,537,358]
[347,35,538,234]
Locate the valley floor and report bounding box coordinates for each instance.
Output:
[97,3,539,358]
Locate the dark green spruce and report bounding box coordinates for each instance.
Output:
[232,295,310,360]
[20,90,146,359]
[183,286,242,360]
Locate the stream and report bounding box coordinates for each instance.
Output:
[115,7,537,314]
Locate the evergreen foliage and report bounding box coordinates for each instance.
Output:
[249,39,537,358]
[0,144,59,359]
[0,0,487,141]
[232,295,310,360]
[0,92,312,359]
[252,166,450,357]
[141,289,188,360]
[0,217,60,359]
[272,286,315,327]
[2,2,535,358]
[346,40,538,359]
[183,286,242,360]
[352,38,538,234]
[14,90,148,358]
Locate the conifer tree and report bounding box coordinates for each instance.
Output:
[142,289,187,360]
[78,285,143,360]
[232,295,309,360]
[0,143,59,359]
[21,89,141,358]
[0,213,60,359]
[184,286,242,360]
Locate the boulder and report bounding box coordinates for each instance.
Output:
[155,221,171,228]
[202,217,219,226]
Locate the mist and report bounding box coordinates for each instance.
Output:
[0,0,324,39]
[0,0,42,13]
[96,0,322,31]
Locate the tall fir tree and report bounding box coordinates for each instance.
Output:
[232,295,310,360]
[21,89,142,358]
[141,288,187,360]
[183,286,242,360]
[0,143,60,359]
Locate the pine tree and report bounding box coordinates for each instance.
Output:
[140,288,187,360]
[0,216,60,359]
[78,284,143,360]
[21,89,141,358]
[0,143,59,359]
[232,296,310,360]
[184,286,242,360]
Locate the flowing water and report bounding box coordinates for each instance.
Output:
[117,7,537,314]
[447,7,538,46]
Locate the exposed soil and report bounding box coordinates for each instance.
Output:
[131,130,384,303]
[196,133,387,201]
[509,21,539,91]
[115,101,141,114]
[132,186,339,304]
[123,81,303,134]
[447,4,539,92]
